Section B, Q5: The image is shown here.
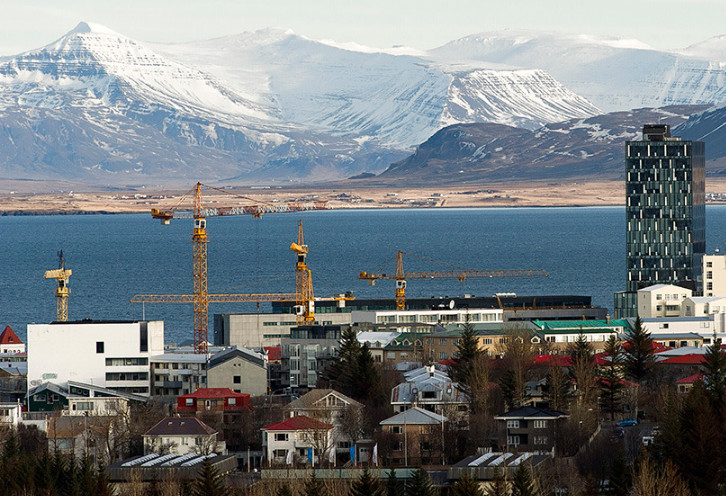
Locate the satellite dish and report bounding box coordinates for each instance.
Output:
[449,300,455,309]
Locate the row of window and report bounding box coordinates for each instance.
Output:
[106,357,148,366]
[106,372,148,381]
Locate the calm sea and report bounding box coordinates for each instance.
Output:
[4,206,726,344]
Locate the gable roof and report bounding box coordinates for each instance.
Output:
[379,407,447,426]
[676,373,703,384]
[144,417,217,437]
[286,388,361,411]
[0,326,22,345]
[208,346,265,369]
[263,415,333,431]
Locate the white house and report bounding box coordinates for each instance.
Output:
[28,320,164,396]
[0,402,22,427]
[637,284,692,318]
[261,415,333,465]
[640,316,726,342]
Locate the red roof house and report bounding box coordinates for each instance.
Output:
[0,326,24,353]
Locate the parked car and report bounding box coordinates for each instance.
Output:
[617,418,638,427]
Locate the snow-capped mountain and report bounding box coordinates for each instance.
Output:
[430,30,726,112]
[152,28,599,147]
[1,22,725,189]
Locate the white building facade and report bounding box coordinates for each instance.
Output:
[351,308,503,327]
[703,254,726,297]
[28,320,164,396]
[637,284,692,318]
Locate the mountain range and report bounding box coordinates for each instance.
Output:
[0,23,725,189]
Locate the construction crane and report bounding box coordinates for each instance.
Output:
[359,251,549,310]
[133,182,327,354]
[44,250,72,322]
[290,219,314,323]
[288,219,355,324]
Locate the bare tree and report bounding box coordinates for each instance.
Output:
[631,458,690,496]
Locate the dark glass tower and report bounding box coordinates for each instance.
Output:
[614,124,705,318]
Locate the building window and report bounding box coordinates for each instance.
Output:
[506,420,520,429]
[233,376,241,384]
[390,426,402,434]
[707,261,713,268]
[185,398,193,406]
[533,420,548,429]
[707,271,713,279]
[229,397,236,405]
[708,282,713,291]
[96,342,104,353]
[439,352,447,360]
[534,436,549,445]
[274,433,289,442]
[507,435,520,446]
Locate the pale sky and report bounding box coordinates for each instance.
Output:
[1,0,725,56]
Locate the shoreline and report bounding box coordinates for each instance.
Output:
[0,178,725,215]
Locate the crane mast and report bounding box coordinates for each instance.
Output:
[44,250,72,322]
[360,250,549,310]
[290,220,314,323]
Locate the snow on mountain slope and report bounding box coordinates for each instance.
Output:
[0,22,274,124]
[430,30,726,112]
[153,28,600,148]
[441,68,599,130]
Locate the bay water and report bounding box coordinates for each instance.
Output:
[3,206,726,345]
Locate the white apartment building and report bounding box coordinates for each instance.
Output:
[351,308,503,327]
[27,320,164,396]
[637,284,692,318]
[704,254,726,297]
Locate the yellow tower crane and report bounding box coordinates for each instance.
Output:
[132,182,327,354]
[44,250,72,321]
[359,251,549,310]
[290,219,315,323]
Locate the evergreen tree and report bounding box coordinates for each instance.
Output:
[303,471,328,496]
[544,363,570,411]
[598,335,623,420]
[406,467,435,496]
[354,343,382,405]
[452,321,491,413]
[320,327,381,404]
[568,330,596,406]
[510,464,536,496]
[499,369,520,410]
[386,468,404,496]
[349,467,384,496]
[277,483,295,496]
[94,463,114,496]
[608,453,631,496]
[623,317,656,384]
[451,473,484,496]
[701,334,726,408]
[486,469,507,496]
[191,460,229,496]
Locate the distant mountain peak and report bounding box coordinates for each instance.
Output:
[68,21,119,36]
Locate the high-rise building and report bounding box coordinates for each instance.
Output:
[614,124,705,318]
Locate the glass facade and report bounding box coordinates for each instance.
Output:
[617,125,705,317]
